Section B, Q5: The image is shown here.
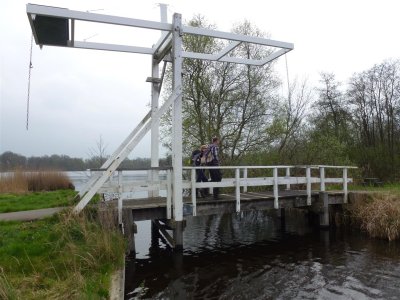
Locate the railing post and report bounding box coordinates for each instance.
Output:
[147,169,153,198]
[285,167,291,190]
[306,167,311,205]
[118,170,123,225]
[343,167,348,203]
[243,168,248,193]
[273,167,279,209]
[191,168,197,216]
[320,167,325,192]
[235,168,241,212]
[166,169,172,219]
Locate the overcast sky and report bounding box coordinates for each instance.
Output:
[1,0,399,159]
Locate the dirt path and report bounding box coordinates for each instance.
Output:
[0,207,65,221]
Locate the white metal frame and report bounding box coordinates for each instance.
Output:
[26,4,294,219]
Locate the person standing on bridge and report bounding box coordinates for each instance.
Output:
[191,146,209,198]
[206,137,222,200]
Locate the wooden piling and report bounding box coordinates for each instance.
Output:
[319,192,330,228]
[122,209,136,257]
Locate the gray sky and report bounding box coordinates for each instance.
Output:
[1,0,399,159]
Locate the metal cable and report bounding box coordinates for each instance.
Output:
[26,35,33,130]
[284,53,290,98]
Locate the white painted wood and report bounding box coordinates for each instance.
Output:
[343,168,348,203]
[166,170,172,219]
[243,168,248,193]
[74,88,181,212]
[285,167,291,190]
[191,168,197,216]
[320,167,325,192]
[183,165,357,170]
[259,48,289,66]
[171,13,183,221]
[78,110,151,198]
[150,55,160,197]
[27,4,172,32]
[118,171,123,224]
[273,167,279,209]
[182,51,264,66]
[153,5,171,58]
[182,25,294,49]
[235,168,241,212]
[72,41,154,54]
[306,167,311,205]
[216,41,241,60]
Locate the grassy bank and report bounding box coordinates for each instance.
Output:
[0,209,125,299]
[0,184,125,299]
[0,190,77,213]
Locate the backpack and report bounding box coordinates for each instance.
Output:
[191,150,201,166]
[200,146,214,165]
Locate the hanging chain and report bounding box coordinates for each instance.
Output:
[26,35,33,130]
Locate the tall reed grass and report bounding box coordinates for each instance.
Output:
[348,193,400,241]
[0,170,73,193]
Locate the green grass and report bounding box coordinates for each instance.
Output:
[0,209,125,299]
[0,190,77,213]
[326,182,400,194]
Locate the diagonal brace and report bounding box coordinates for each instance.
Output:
[74,87,181,213]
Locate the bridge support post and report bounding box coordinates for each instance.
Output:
[319,192,330,228]
[173,221,184,251]
[122,209,136,257]
[277,208,286,231]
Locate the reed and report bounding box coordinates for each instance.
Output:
[0,170,73,193]
[349,193,400,241]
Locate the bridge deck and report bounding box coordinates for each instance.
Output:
[110,190,346,221]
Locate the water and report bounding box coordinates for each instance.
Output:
[125,210,400,299]
[67,171,166,199]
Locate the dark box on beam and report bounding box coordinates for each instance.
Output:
[33,15,69,46]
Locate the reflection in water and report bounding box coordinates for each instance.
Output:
[125,210,400,299]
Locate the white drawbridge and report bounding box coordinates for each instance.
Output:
[26,4,294,222]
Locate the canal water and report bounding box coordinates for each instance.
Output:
[124,210,400,299]
[66,172,400,299]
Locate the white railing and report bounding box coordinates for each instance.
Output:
[95,165,356,223]
[182,165,356,216]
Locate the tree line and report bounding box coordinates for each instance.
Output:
[0,151,172,172]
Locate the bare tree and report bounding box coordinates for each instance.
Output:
[87,135,109,167]
[276,78,312,155]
